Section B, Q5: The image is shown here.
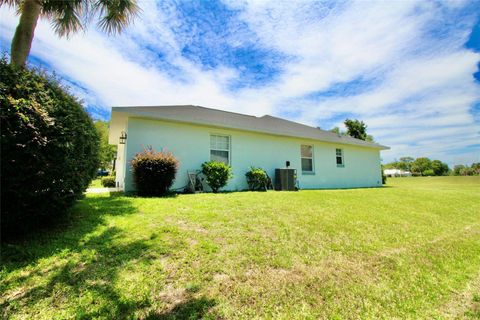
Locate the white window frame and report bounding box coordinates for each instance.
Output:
[210,134,231,165]
[301,144,314,174]
[336,148,344,167]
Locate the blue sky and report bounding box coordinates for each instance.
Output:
[1,0,479,166]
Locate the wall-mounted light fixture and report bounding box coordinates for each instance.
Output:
[119,131,127,144]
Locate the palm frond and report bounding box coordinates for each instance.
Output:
[0,0,22,16]
[0,0,21,7]
[42,0,86,37]
[5,0,139,38]
[94,0,140,35]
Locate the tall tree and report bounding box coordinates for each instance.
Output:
[344,119,368,141]
[330,127,346,136]
[472,163,480,175]
[393,156,414,171]
[94,120,117,170]
[453,165,465,176]
[460,166,476,176]
[2,0,139,66]
[411,157,432,176]
[431,160,449,176]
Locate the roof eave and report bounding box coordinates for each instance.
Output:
[111,107,390,150]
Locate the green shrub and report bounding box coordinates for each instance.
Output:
[201,161,233,193]
[0,58,99,240]
[101,176,116,187]
[423,169,435,176]
[245,167,269,191]
[131,146,179,196]
[382,169,387,185]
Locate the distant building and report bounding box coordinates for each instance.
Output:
[384,169,412,177]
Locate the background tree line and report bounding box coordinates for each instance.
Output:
[384,157,479,176]
[451,163,480,176]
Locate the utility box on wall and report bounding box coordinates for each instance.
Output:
[274,168,297,191]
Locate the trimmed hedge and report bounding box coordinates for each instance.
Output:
[131,146,179,196]
[0,58,99,240]
[201,161,232,193]
[101,176,116,187]
[245,167,269,191]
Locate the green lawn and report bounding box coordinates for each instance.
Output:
[1,176,479,319]
[88,177,103,188]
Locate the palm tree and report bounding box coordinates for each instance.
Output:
[1,0,139,66]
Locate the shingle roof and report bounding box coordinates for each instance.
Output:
[111,105,389,150]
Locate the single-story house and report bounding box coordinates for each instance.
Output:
[108,105,389,192]
[384,169,412,177]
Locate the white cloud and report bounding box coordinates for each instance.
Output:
[0,0,479,166]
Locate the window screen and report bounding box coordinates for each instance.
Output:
[301,145,314,172]
[210,135,230,164]
[336,148,344,167]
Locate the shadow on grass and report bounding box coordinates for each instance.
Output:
[1,194,153,317]
[2,228,148,313]
[1,193,220,319]
[1,193,137,266]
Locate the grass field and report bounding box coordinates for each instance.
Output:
[1,176,479,319]
[88,178,103,188]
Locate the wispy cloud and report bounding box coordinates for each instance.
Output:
[0,0,479,165]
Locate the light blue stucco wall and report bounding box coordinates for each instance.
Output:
[122,117,383,192]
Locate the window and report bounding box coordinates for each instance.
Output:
[336,148,344,167]
[210,134,230,164]
[301,145,314,173]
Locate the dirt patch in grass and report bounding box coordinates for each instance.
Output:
[210,253,383,318]
[437,272,480,319]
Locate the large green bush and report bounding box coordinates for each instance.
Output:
[0,58,99,240]
[245,167,270,191]
[201,161,233,193]
[131,146,179,196]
